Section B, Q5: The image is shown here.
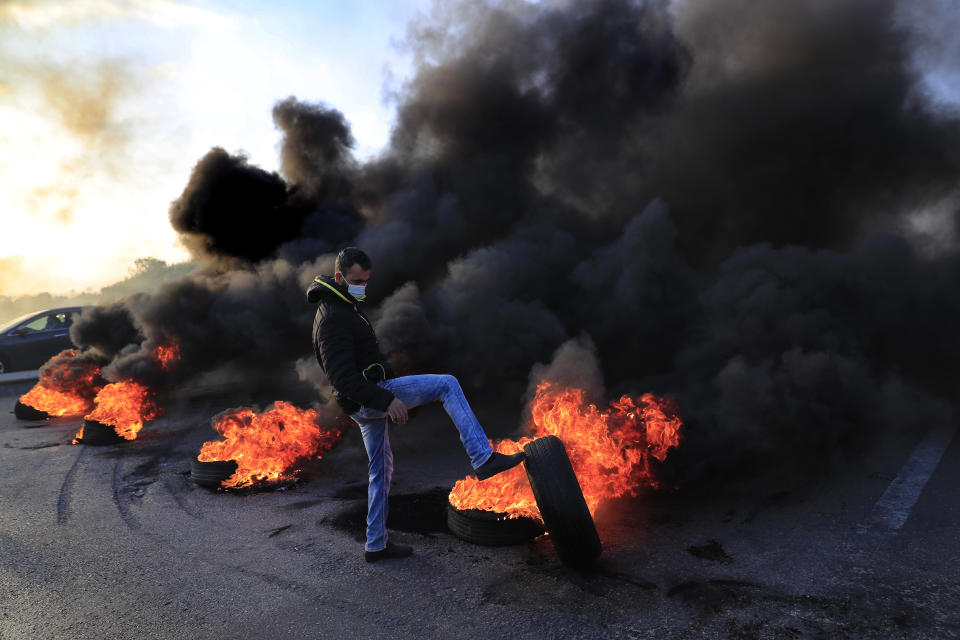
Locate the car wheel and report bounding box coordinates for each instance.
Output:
[0,355,8,375]
[523,435,602,568]
[446,502,545,546]
[190,458,239,489]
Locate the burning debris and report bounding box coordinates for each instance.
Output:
[190,458,239,489]
[16,350,104,420]
[195,401,344,489]
[154,341,180,371]
[449,381,682,521]
[76,419,127,446]
[75,381,163,443]
[72,341,177,444]
[446,501,546,546]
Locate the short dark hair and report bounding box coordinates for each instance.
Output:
[335,247,371,275]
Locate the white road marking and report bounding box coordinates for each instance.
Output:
[857,424,957,536]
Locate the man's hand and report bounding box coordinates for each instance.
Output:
[386,397,408,424]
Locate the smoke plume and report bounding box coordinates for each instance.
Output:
[272,97,357,202]
[67,0,960,485]
[70,302,141,360]
[168,149,300,264]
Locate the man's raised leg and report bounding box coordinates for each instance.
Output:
[380,374,524,479]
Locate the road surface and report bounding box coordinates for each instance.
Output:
[1,382,958,639]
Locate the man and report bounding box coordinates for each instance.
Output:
[308,247,525,562]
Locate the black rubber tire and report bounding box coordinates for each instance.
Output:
[78,419,125,446]
[523,435,602,567]
[14,400,49,421]
[190,458,238,489]
[446,503,545,546]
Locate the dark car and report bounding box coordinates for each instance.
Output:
[0,307,89,374]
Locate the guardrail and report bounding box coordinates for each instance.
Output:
[0,370,39,386]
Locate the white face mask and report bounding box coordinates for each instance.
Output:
[346,282,367,301]
[338,275,366,301]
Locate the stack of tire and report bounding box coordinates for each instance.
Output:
[448,435,602,568]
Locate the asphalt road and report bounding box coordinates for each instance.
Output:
[0,382,958,640]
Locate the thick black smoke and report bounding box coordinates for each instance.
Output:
[662,234,960,483]
[270,98,365,265]
[354,0,688,295]
[272,97,356,202]
[96,259,323,392]
[168,148,301,263]
[640,0,960,259]
[525,335,606,408]
[365,0,960,484]
[70,302,142,360]
[68,0,960,485]
[38,303,143,397]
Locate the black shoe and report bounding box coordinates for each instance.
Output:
[364,541,414,563]
[475,451,526,481]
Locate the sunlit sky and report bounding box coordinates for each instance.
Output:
[2,0,958,298]
[0,0,431,296]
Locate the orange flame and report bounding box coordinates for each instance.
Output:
[449,382,682,520]
[71,341,176,442]
[152,341,180,371]
[75,381,163,442]
[197,401,344,489]
[21,386,92,418]
[448,438,540,519]
[18,350,102,417]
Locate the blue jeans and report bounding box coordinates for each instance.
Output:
[350,374,495,552]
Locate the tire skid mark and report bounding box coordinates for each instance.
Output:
[57,446,87,525]
[210,553,361,608]
[111,457,141,530]
[162,474,202,520]
[218,560,320,599]
[135,465,324,595]
[54,429,344,605]
[113,458,312,594]
[6,440,64,450]
[124,521,324,601]
[104,474,336,601]
[37,417,345,609]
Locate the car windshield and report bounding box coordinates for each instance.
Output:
[0,312,42,334]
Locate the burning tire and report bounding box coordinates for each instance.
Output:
[190,458,238,489]
[77,419,125,446]
[446,503,545,546]
[523,435,602,568]
[14,401,49,421]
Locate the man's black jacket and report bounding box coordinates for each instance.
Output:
[307,275,395,414]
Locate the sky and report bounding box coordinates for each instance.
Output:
[1,0,958,298]
[0,0,431,296]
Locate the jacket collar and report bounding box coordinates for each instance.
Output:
[313,275,359,310]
